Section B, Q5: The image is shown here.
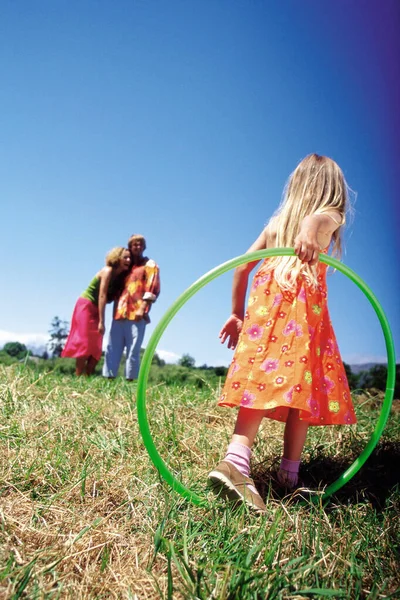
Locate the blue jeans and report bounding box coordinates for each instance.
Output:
[103,319,146,380]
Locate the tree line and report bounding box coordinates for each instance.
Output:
[1,316,398,397]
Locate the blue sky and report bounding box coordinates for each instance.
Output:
[0,1,399,367]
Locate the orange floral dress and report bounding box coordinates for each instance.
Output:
[218,256,357,426]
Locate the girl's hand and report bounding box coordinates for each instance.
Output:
[219,314,243,350]
[294,229,320,266]
[98,323,105,335]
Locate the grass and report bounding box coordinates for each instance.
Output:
[0,363,399,599]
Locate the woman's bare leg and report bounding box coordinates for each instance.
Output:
[86,356,98,375]
[75,357,87,376]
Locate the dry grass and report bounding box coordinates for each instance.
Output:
[0,364,399,599]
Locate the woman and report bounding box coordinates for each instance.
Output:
[62,247,131,375]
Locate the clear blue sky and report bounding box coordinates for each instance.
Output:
[1,1,399,367]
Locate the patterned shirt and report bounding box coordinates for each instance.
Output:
[114,258,160,321]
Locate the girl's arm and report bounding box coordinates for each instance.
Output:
[294,211,341,266]
[220,229,268,349]
[97,266,113,334]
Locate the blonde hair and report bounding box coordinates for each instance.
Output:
[267,154,351,291]
[105,247,127,268]
[128,234,146,251]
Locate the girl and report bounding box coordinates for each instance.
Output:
[208,154,357,513]
[62,247,131,376]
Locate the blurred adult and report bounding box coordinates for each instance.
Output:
[103,234,160,380]
[62,247,131,375]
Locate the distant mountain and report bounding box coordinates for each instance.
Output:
[350,362,386,375]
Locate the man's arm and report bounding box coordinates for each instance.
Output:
[135,260,160,320]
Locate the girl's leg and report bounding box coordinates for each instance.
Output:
[86,356,98,375]
[283,408,309,460]
[224,408,267,476]
[75,357,87,376]
[208,407,268,512]
[232,407,267,448]
[278,408,309,488]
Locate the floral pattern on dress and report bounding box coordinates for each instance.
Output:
[218,255,357,426]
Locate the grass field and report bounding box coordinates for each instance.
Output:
[0,364,399,599]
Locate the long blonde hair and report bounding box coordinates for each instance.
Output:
[105,247,127,268]
[267,154,351,291]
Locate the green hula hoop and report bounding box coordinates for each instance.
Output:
[137,248,396,506]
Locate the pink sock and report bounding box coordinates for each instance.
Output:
[224,442,261,497]
[277,457,300,488]
[224,442,251,477]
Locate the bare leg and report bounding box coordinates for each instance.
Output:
[75,357,87,376]
[283,408,309,460]
[209,407,268,512]
[277,408,309,488]
[86,356,98,376]
[231,407,268,448]
[231,406,308,457]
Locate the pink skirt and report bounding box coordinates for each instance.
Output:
[61,297,103,360]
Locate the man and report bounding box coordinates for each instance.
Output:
[103,234,160,380]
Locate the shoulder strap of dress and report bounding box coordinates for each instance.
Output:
[325,212,343,226]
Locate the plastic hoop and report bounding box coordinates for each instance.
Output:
[137,249,396,506]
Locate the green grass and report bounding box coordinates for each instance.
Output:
[0,363,399,599]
